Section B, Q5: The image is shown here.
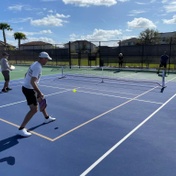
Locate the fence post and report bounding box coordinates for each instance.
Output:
[168,37,172,74]
[69,41,71,68]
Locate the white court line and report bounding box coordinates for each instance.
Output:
[40,84,163,105]
[0,90,70,108]
[80,92,176,176]
[0,100,26,108]
[78,90,163,105]
[0,118,53,141]
[41,82,138,96]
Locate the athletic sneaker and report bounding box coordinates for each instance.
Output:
[18,128,32,137]
[6,87,12,91]
[1,88,8,92]
[44,116,56,124]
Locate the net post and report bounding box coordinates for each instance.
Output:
[101,66,104,83]
[62,66,64,77]
[162,70,165,87]
[57,66,65,79]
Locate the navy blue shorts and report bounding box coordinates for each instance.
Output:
[22,86,37,106]
[159,63,167,68]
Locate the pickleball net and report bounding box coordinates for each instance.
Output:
[55,66,166,92]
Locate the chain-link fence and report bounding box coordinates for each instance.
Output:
[1,38,176,70]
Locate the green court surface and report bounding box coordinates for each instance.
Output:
[1,65,176,88]
[0,65,60,81]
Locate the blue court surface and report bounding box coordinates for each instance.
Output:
[1,69,176,176]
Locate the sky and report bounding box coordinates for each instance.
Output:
[0,0,176,47]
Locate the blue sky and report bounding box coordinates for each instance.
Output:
[0,0,176,47]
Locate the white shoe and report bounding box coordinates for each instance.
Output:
[18,128,32,137]
[44,116,56,124]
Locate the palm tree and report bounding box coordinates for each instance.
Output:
[14,32,27,49]
[0,23,12,49]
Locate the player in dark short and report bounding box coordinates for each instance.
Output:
[118,53,124,68]
[157,51,169,75]
[18,51,56,137]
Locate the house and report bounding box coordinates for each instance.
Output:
[0,40,16,50]
[120,31,176,46]
[64,40,98,53]
[20,41,54,50]
[158,31,176,44]
[120,38,139,46]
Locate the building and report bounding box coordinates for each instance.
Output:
[64,40,98,53]
[120,32,176,46]
[120,38,139,46]
[0,40,16,50]
[20,41,54,50]
[158,31,176,44]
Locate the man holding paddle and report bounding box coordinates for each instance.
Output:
[18,51,56,137]
[157,51,169,75]
[0,52,13,92]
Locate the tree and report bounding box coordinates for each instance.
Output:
[0,23,12,49]
[14,32,27,49]
[138,28,159,44]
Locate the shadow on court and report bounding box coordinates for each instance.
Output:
[0,135,22,166]
[28,122,48,131]
[28,120,55,131]
[0,156,15,166]
[0,135,22,152]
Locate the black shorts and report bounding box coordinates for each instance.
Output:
[2,70,10,81]
[159,63,167,68]
[22,86,37,106]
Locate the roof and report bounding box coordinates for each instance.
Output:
[0,40,15,48]
[20,41,53,46]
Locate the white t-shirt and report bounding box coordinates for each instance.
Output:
[1,58,10,71]
[23,61,42,89]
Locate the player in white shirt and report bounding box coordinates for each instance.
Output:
[18,52,56,137]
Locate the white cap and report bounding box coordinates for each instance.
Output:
[39,52,52,60]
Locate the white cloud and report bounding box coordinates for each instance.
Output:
[127,17,156,29]
[9,17,31,23]
[41,0,57,1]
[162,0,168,3]
[8,4,35,11]
[162,0,176,13]
[118,0,129,2]
[31,13,70,26]
[8,4,24,11]
[70,28,122,41]
[135,2,146,5]
[6,29,52,38]
[163,15,176,24]
[6,30,14,38]
[5,29,54,46]
[24,30,53,36]
[128,10,145,16]
[135,0,156,5]
[150,0,157,3]
[62,0,117,7]
[164,2,176,13]
[24,37,56,44]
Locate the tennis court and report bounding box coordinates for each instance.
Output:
[1,65,176,176]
